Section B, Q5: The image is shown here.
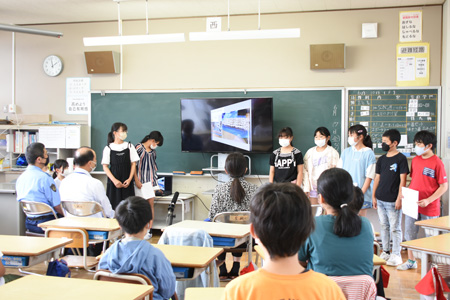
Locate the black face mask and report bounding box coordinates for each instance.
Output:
[41,156,49,166]
[381,143,390,152]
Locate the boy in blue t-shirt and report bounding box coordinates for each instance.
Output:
[372,129,409,267]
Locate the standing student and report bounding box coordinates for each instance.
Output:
[398,131,448,271]
[134,131,164,238]
[338,124,376,217]
[303,127,339,204]
[222,183,345,300]
[52,159,69,190]
[269,127,304,187]
[102,122,139,210]
[209,152,258,280]
[372,129,409,267]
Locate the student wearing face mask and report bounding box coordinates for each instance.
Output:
[102,122,139,209]
[302,127,340,205]
[52,159,69,190]
[134,131,164,239]
[269,127,304,187]
[337,124,376,217]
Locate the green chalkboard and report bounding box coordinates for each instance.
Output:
[347,87,440,155]
[91,89,343,174]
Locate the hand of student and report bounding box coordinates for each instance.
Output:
[372,198,377,209]
[123,179,131,188]
[306,192,310,197]
[113,179,124,188]
[395,198,402,210]
[418,198,432,207]
[135,180,142,189]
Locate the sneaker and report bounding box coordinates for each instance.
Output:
[386,254,403,266]
[379,251,390,261]
[144,232,152,240]
[397,260,417,270]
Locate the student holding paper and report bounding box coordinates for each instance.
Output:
[398,131,448,271]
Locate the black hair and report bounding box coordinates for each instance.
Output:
[278,127,294,146]
[382,129,401,145]
[25,142,45,166]
[349,186,364,213]
[107,122,128,144]
[74,147,95,167]
[115,196,152,235]
[317,168,362,237]
[250,183,314,259]
[414,130,437,151]
[349,124,372,149]
[225,153,247,205]
[141,131,164,147]
[52,159,69,179]
[314,127,332,146]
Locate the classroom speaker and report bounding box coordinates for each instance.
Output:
[84,51,120,74]
[310,44,346,70]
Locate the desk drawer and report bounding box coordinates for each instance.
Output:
[173,267,194,279]
[88,230,108,240]
[212,237,236,247]
[2,255,29,267]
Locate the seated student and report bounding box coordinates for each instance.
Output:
[99,196,175,300]
[59,147,114,218]
[223,183,345,300]
[298,168,374,277]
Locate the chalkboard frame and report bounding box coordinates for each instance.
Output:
[345,86,442,156]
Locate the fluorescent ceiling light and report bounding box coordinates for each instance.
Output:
[83,33,185,46]
[189,28,300,41]
[0,23,62,38]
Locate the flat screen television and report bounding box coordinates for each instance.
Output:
[181,97,273,153]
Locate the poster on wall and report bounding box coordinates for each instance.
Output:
[66,77,90,115]
[396,42,429,86]
[399,10,422,42]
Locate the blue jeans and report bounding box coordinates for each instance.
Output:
[25,215,56,234]
[377,200,402,256]
[405,213,438,241]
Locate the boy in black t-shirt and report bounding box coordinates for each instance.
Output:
[372,129,409,267]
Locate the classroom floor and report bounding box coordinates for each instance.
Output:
[5,231,423,300]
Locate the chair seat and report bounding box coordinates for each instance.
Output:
[25,231,45,237]
[61,255,98,268]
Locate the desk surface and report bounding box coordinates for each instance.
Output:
[154,193,195,201]
[415,216,450,231]
[167,220,250,239]
[152,244,223,268]
[38,217,120,231]
[185,287,225,300]
[0,275,153,300]
[401,233,450,256]
[0,235,72,256]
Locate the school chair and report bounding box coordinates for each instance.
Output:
[61,200,107,218]
[45,227,98,272]
[329,274,378,300]
[20,200,59,237]
[311,204,323,216]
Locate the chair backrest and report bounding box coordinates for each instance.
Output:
[311,204,323,217]
[20,200,58,219]
[212,211,250,224]
[45,227,89,249]
[329,274,377,300]
[62,200,106,217]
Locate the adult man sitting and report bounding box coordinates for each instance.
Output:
[59,146,114,218]
[16,143,64,234]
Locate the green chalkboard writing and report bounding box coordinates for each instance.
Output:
[347,87,440,155]
[91,89,343,174]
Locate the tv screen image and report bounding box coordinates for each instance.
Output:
[181,97,273,153]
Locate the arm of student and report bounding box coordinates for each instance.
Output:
[302,153,310,193]
[0,259,5,278]
[372,174,380,209]
[156,257,177,300]
[133,168,142,189]
[53,204,64,216]
[296,164,303,188]
[361,177,372,194]
[123,162,136,188]
[269,166,275,183]
[395,173,408,210]
[418,182,449,208]
[103,164,124,188]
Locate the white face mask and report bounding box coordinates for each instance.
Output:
[150,144,158,150]
[279,138,290,147]
[414,145,428,156]
[118,132,127,141]
[348,136,357,147]
[315,138,326,147]
[90,161,97,173]
[60,169,68,177]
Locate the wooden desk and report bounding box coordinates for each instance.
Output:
[401,233,450,300]
[185,287,225,300]
[0,275,153,300]
[153,243,223,287]
[0,235,72,269]
[415,216,450,234]
[166,220,252,264]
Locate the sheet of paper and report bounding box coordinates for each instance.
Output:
[399,134,408,147]
[402,187,419,219]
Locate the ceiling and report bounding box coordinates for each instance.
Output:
[0,0,446,26]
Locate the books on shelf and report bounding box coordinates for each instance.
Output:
[12,131,38,153]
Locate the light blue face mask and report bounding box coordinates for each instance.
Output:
[414,145,428,156]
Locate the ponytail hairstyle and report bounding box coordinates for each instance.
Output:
[141,131,164,146]
[225,152,247,205]
[314,127,332,146]
[52,159,69,179]
[107,122,128,144]
[348,124,372,149]
[278,127,294,146]
[317,168,362,237]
